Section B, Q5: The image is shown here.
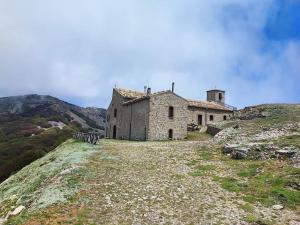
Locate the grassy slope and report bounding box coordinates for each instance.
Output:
[0,140,99,222]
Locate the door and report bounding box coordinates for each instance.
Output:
[113,125,117,139]
[198,115,203,126]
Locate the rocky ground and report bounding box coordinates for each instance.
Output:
[1,104,299,225]
[1,138,299,225]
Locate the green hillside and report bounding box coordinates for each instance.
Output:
[0,94,106,183]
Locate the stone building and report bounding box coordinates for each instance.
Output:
[106,87,235,141]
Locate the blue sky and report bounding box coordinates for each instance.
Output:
[0,0,299,109]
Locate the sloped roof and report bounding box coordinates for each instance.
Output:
[123,90,174,105]
[114,88,145,99]
[188,100,233,111]
[115,87,234,111]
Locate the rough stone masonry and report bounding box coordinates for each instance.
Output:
[106,87,235,141]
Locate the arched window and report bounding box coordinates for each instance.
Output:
[223,115,227,120]
[114,108,117,118]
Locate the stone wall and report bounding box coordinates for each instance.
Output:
[187,106,233,126]
[105,90,125,139]
[119,99,150,140]
[148,92,188,140]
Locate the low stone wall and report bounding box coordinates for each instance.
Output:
[73,132,104,145]
[206,125,223,136]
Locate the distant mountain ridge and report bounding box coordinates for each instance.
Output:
[0,94,106,131]
[0,94,106,183]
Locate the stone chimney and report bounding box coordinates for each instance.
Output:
[172,82,175,92]
[147,87,151,95]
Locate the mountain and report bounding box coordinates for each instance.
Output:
[0,94,106,183]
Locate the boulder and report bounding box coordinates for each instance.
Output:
[272,204,284,210]
[223,144,239,154]
[276,148,297,157]
[11,205,25,216]
[231,148,249,159]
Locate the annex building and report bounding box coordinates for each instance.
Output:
[106,86,235,141]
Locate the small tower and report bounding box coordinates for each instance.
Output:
[207,89,225,104]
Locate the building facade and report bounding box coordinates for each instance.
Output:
[106,88,234,141]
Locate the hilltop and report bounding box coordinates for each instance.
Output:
[0,94,106,183]
[0,104,299,225]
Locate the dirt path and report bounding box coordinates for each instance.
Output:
[72,140,297,225]
[19,139,299,225]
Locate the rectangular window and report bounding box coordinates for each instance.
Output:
[168,129,173,139]
[114,108,117,118]
[209,115,214,121]
[223,115,227,120]
[169,106,174,119]
[219,93,223,101]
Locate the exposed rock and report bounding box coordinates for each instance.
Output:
[0,218,6,225]
[276,148,297,157]
[231,148,249,159]
[223,144,239,154]
[11,205,25,216]
[272,204,284,210]
[285,182,300,191]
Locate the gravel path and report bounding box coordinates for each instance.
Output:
[78,140,299,225]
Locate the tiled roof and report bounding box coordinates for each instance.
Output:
[115,87,234,111]
[114,88,145,99]
[188,100,233,111]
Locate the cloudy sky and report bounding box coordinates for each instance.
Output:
[0,0,299,108]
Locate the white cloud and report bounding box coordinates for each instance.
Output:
[0,0,299,108]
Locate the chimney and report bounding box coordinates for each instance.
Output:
[172,82,175,92]
[144,86,147,94]
[147,87,151,95]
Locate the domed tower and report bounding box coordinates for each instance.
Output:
[207,89,225,105]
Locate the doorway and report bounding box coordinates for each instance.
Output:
[113,125,117,139]
[198,115,203,126]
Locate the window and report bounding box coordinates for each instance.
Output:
[209,115,214,121]
[219,93,223,101]
[168,129,173,139]
[114,108,117,118]
[168,106,174,119]
[107,115,110,122]
[223,115,227,120]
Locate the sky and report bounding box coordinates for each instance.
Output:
[0,0,299,109]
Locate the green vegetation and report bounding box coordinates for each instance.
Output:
[275,134,300,148]
[213,161,300,208]
[0,140,98,220]
[190,164,216,177]
[0,113,81,183]
[198,146,214,160]
[240,203,254,212]
[186,131,212,141]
